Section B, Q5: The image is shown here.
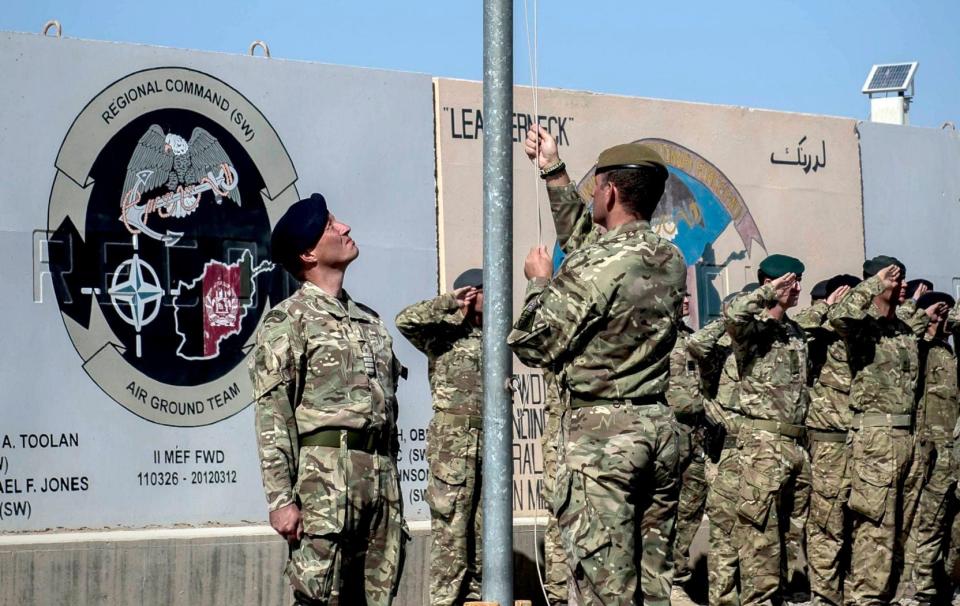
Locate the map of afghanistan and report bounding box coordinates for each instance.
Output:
[172,249,273,360]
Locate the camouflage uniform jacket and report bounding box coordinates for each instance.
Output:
[723,283,809,425]
[667,323,705,417]
[546,182,601,253]
[687,318,742,432]
[395,294,482,416]
[508,218,687,399]
[916,337,958,442]
[827,274,927,416]
[794,301,854,431]
[250,281,403,512]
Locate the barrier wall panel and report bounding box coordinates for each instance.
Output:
[0,32,438,529]
[860,121,960,294]
[434,78,865,514]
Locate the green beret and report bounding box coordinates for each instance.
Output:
[595,143,666,175]
[759,254,805,279]
[863,255,905,279]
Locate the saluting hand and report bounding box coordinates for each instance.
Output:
[877,265,902,291]
[453,286,478,313]
[912,282,930,301]
[925,301,949,321]
[270,502,303,544]
[826,285,851,305]
[524,125,560,170]
[524,245,554,280]
[771,273,797,299]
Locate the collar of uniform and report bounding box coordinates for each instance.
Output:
[300,281,368,321]
[597,218,651,244]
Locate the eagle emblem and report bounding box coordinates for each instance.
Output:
[119,125,241,245]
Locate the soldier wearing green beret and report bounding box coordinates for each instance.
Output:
[723,253,812,605]
[827,256,943,605]
[514,126,686,606]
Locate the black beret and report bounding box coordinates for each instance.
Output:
[759,254,805,279]
[826,274,861,295]
[271,193,329,273]
[810,279,830,302]
[863,255,905,279]
[916,291,955,310]
[453,268,483,290]
[905,278,934,300]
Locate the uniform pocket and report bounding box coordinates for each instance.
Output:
[736,466,778,528]
[847,458,891,523]
[558,472,613,564]
[425,420,470,517]
[296,447,347,536]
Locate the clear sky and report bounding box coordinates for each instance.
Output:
[4,0,958,128]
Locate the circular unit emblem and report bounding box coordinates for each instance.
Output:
[47,67,300,427]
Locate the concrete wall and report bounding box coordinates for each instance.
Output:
[0,30,438,530]
[1,522,564,606]
[859,121,960,294]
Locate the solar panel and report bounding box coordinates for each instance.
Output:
[862,62,917,94]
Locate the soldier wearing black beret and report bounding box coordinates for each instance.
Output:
[252,193,408,605]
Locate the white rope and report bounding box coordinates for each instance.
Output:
[523,0,544,247]
[522,3,552,603]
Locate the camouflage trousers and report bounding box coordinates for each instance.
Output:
[555,402,680,606]
[806,435,851,606]
[843,426,913,606]
[542,399,568,605]
[288,446,407,606]
[732,425,811,606]
[706,440,741,606]
[903,438,957,602]
[425,412,483,606]
[674,422,708,586]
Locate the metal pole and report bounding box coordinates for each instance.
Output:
[482,0,513,604]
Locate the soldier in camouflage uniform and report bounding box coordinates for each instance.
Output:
[513,127,686,606]
[795,273,860,606]
[542,370,569,606]
[723,255,812,606]
[395,269,484,606]
[251,194,407,606]
[667,295,710,594]
[687,299,743,606]
[827,256,939,605]
[901,290,956,603]
[524,126,597,606]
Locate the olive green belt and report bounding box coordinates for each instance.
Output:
[743,418,806,440]
[852,413,912,429]
[435,411,483,430]
[299,428,389,454]
[570,393,666,410]
[808,430,848,443]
